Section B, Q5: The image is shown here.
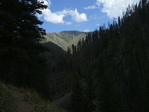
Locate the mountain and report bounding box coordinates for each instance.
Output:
[42,30,88,51]
[42,41,67,68]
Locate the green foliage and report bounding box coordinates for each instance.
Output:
[97,68,124,112]
[0,82,16,112]
[63,0,149,112]
[23,89,67,112]
[68,78,85,112]
[0,82,67,112]
[0,0,50,99]
[85,75,96,112]
[1,0,149,112]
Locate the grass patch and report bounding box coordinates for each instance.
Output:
[0,82,67,112]
[23,89,67,112]
[0,82,17,112]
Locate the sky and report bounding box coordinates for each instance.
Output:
[38,0,140,33]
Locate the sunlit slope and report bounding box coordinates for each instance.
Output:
[42,31,88,51]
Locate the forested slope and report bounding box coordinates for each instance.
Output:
[65,0,149,112]
[1,0,149,112]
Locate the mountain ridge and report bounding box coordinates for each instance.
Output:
[42,30,88,51]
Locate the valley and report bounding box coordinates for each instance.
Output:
[42,31,88,51]
[1,0,149,112]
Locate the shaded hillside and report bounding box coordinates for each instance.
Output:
[43,42,66,57]
[42,42,67,68]
[42,31,88,51]
[64,0,149,112]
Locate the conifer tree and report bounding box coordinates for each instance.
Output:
[85,74,96,112]
[0,0,50,98]
[68,77,84,112]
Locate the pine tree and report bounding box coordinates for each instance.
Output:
[85,74,96,112]
[68,77,84,112]
[97,68,124,112]
[0,0,50,98]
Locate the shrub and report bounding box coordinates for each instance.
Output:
[0,82,16,112]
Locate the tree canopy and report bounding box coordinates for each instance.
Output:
[0,0,50,99]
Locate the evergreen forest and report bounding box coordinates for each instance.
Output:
[0,0,149,112]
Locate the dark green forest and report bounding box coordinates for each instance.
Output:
[1,0,149,112]
[0,0,51,99]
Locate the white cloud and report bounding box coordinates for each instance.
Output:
[38,0,88,24]
[96,0,140,18]
[67,9,88,22]
[84,5,99,10]
[42,9,65,24]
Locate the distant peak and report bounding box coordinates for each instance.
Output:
[60,30,80,33]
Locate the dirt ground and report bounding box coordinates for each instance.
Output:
[9,89,36,112]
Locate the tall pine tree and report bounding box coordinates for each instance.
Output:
[0,0,50,99]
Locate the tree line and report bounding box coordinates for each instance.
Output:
[67,0,149,111]
[1,0,149,111]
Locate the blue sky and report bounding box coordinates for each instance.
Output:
[38,0,140,33]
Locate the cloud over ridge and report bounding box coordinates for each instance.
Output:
[96,0,140,18]
[39,0,87,24]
